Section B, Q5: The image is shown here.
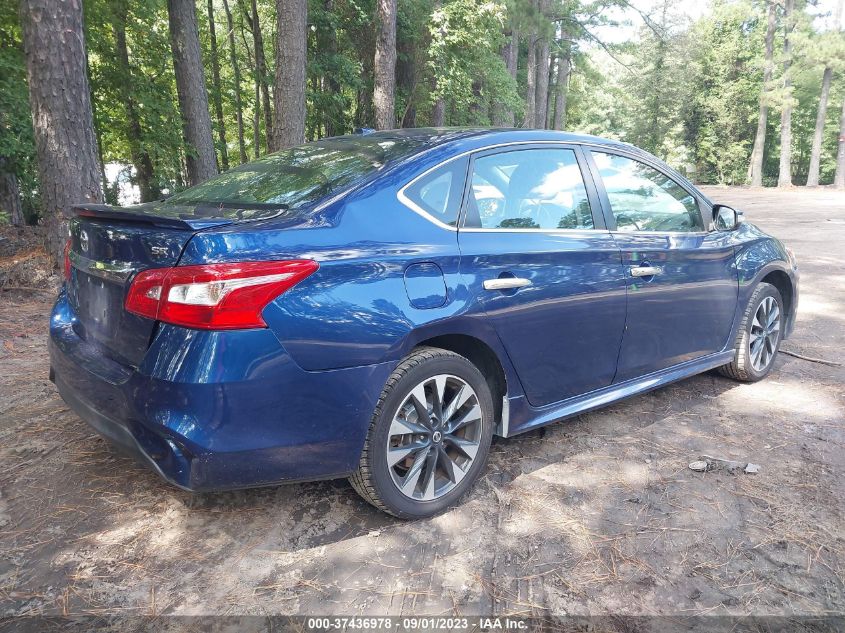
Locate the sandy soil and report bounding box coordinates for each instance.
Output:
[0,187,843,620]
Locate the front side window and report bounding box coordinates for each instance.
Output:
[464,148,594,230]
[592,151,704,233]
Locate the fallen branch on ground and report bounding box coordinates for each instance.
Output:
[779,349,842,367]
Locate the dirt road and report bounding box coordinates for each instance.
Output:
[0,187,843,620]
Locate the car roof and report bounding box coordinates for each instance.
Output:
[348,127,635,153]
[314,128,709,211]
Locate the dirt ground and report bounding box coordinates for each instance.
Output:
[0,187,843,623]
[0,225,52,292]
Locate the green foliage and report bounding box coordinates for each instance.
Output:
[86,0,186,195]
[307,0,373,137]
[426,0,521,125]
[566,0,841,186]
[683,0,764,184]
[7,0,845,220]
[0,0,38,221]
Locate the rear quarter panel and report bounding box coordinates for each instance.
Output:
[179,180,493,372]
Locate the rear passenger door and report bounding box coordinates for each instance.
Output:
[586,149,738,382]
[457,145,627,408]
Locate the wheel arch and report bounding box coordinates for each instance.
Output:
[394,317,523,435]
[760,269,794,323]
[744,259,797,339]
[413,333,508,425]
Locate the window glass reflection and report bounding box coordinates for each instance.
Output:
[167,136,428,209]
[403,157,468,226]
[466,149,593,230]
[592,152,703,233]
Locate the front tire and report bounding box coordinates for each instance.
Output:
[350,347,495,518]
[719,282,784,382]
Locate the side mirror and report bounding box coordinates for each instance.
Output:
[713,204,742,231]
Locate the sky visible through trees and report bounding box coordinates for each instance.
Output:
[1,0,844,238]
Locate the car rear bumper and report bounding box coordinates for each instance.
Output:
[49,290,393,492]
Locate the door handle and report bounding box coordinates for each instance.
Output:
[630,265,663,278]
[483,277,532,291]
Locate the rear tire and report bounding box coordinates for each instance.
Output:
[349,347,495,518]
[718,282,783,382]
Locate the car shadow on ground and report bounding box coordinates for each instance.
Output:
[120,366,749,549]
[1,290,764,617]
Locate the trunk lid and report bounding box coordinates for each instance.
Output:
[65,201,302,367]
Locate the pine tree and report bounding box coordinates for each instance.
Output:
[167,0,218,185]
[777,0,795,188]
[273,0,307,148]
[374,0,397,129]
[748,1,777,186]
[19,0,103,263]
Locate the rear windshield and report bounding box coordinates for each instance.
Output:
[166,136,428,210]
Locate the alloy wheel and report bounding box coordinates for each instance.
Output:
[749,295,780,372]
[386,374,483,501]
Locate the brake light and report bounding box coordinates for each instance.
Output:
[125,260,319,330]
[63,239,72,281]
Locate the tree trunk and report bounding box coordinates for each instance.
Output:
[0,158,24,226]
[777,0,795,188]
[492,27,518,126]
[253,72,261,156]
[90,90,109,199]
[534,0,550,129]
[222,0,248,164]
[254,0,273,151]
[806,67,832,187]
[112,1,158,202]
[645,0,669,156]
[373,0,397,130]
[168,0,218,186]
[431,98,445,126]
[748,1,777,187]
[19,0,103,264]
[552,43,570,131]
[428,0,445,127]
[238,14,261,157]
[273,0,307,148]
[834,0,845,188]
[242,0,273,151]
[506,27,518,123]
[322,0,342,136]
[307,72,319,140]
[357,52,375,128]
[546,53,556,128]
[525,17,537,128]
[469,78,483,121]
[835,96,845,189]
[207,0,229,170]
[806,0,843,186]
[87,41,109,200]
[397,21,416,128]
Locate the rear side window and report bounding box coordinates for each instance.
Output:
[591,151,704,233]
[464,148,593,230]
[402,157,468,227]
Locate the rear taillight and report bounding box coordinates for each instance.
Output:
[63,239,72,281]
[125,260,319,330]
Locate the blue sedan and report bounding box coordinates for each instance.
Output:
[50,129,798,517]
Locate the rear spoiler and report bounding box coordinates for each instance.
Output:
[67,203,233,230]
